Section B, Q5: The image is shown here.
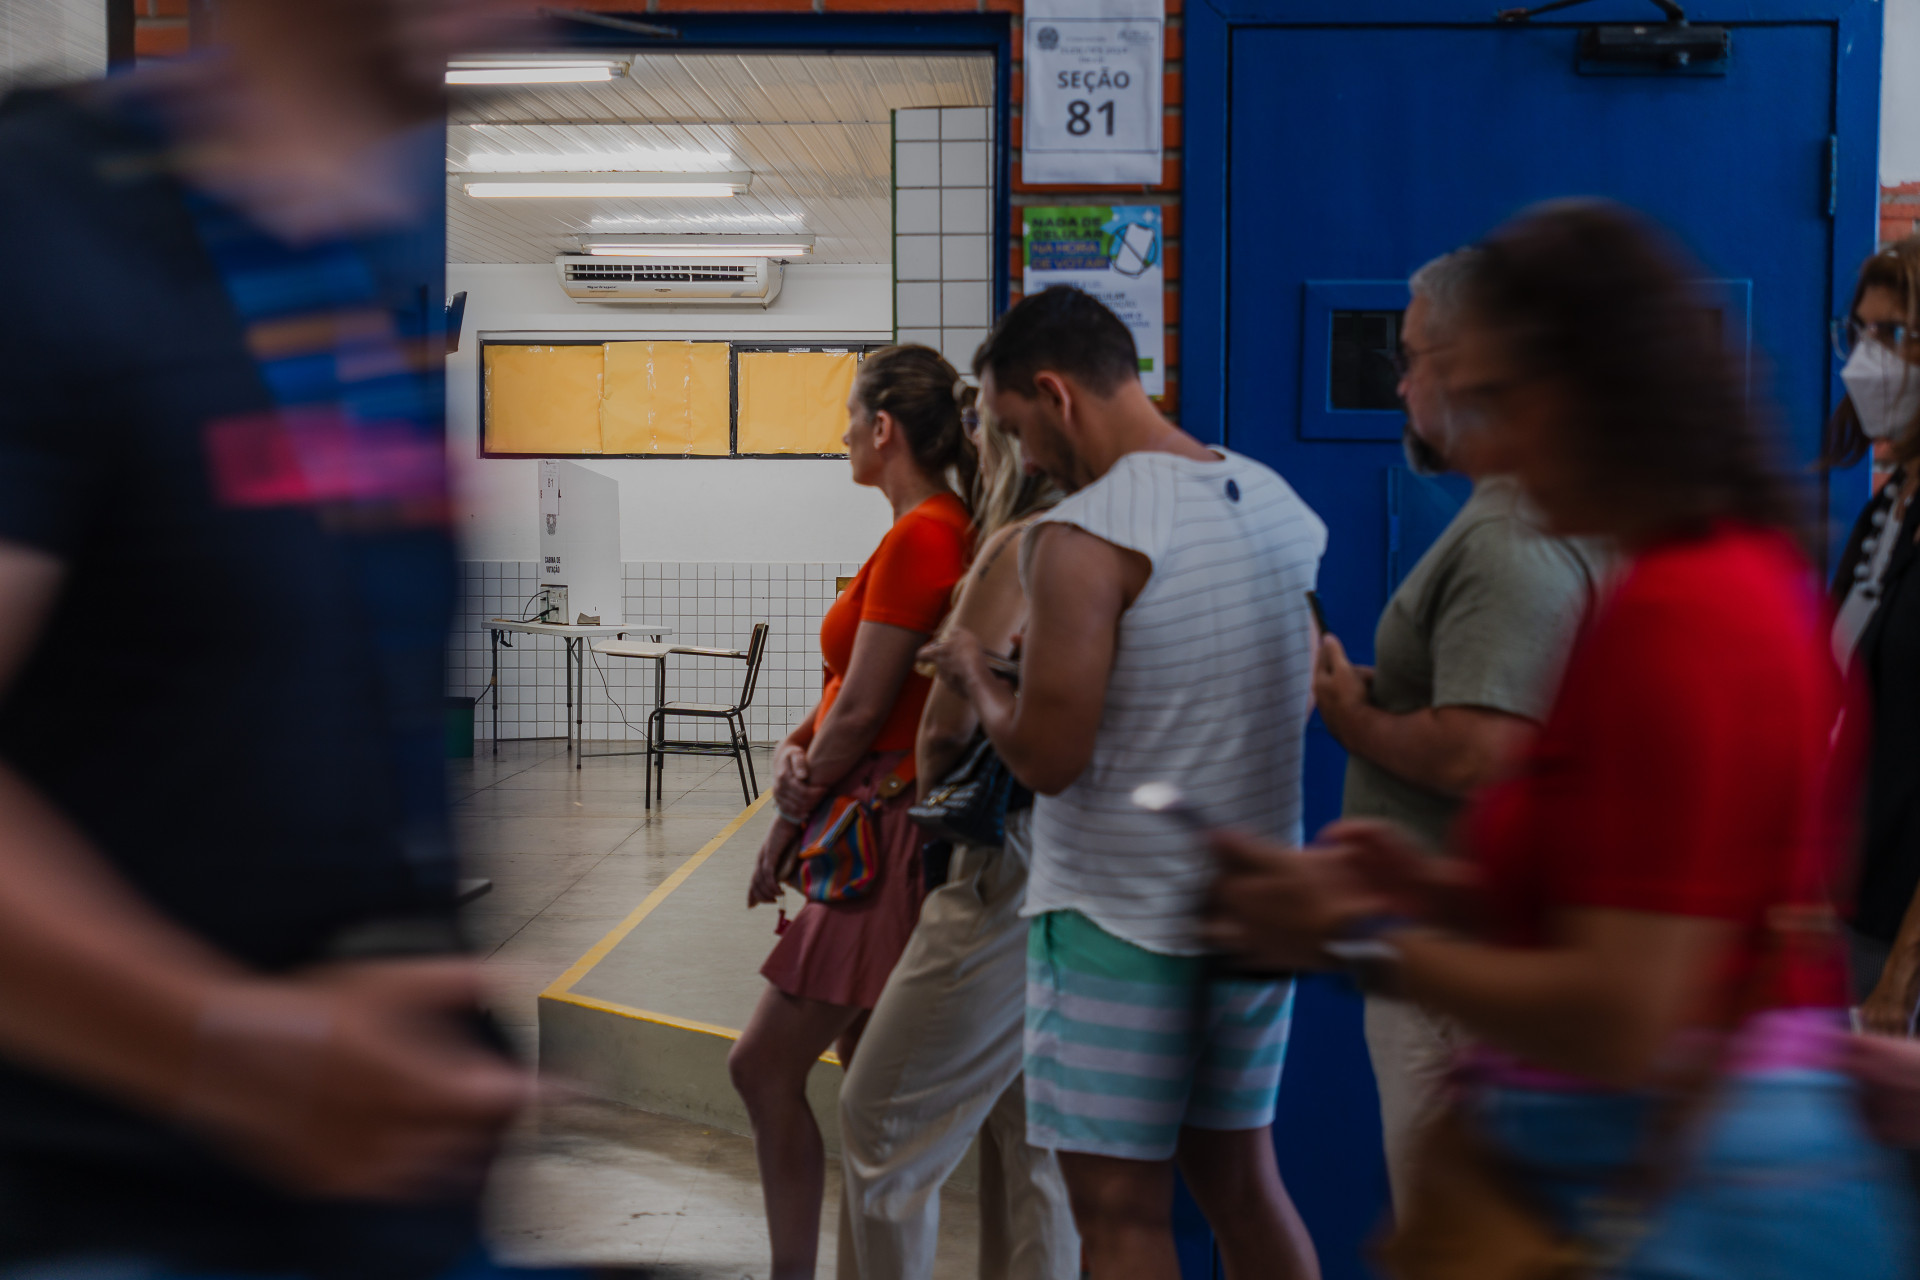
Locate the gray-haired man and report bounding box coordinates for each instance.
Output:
[1310,250,1601,1208]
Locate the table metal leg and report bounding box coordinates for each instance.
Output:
[490,629,500,758]
[564,638,575,758]
[576,639,586,771]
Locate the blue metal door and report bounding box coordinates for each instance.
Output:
[1178,7,1880,1278]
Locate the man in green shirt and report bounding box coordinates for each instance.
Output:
[1311,249,1600,1210]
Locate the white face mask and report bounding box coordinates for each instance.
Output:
[1840,336,1920,441]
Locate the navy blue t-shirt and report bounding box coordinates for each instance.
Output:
[0,86,474,1275]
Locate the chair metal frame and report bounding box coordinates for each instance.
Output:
[645,622,770,808]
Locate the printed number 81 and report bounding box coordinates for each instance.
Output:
[1067,100,1116,137]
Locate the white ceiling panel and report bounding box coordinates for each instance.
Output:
[447,52,993,265]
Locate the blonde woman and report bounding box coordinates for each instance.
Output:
[836,391,1079,1280]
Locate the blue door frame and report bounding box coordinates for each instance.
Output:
[1181,0,1883,561]
[496,12,1016,320]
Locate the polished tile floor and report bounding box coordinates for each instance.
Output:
[453,740,981,1277]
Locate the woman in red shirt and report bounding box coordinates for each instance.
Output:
[1206,203,1912,1278]
[729,344,974,1280]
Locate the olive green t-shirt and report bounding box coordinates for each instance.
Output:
[1339,476,1600,851]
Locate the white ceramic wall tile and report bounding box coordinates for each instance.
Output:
[940,187,990,235]
[894,141,941,188]
[940,106,989,141]
[896,281,942,328]
[895,107,941,142]
[895,106,998,372]
[895,234,942,281]
[942,281,992,328]
[453,561,854,747]
[941,329,989,372]
[896,188,941,235]
[939,141,989,188]
[942,234,991,281]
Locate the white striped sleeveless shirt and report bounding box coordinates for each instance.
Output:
[1019,448,1327,955]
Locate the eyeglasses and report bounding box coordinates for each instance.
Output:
[1832,317,1915,360]
[1389,341,1451,379]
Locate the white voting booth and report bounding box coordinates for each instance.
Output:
[537,460,622,626]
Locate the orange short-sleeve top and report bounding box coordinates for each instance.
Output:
[815,491,973,757]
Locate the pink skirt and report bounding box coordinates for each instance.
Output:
[760,753,928,1010]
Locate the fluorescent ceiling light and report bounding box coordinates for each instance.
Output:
[580,235,815,257]
[464,173,751,199]
[589,213,806,230]
[445,57,628,85]
[462,149,735,174]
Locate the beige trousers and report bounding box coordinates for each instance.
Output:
[1363,995,1468,1214]
[837,813,1080,1280]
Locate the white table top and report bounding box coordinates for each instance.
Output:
[487,619,671,638]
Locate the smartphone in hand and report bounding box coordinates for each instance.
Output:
[1305,589,1329,638]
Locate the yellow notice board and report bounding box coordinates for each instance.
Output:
[736,351,858,455]
[483,345,604,455]
[601,341,731,455]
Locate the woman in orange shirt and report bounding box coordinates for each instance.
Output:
[731,344,975,1280]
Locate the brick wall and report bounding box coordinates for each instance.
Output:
[1884,183,1920,245]
[131,0,189,60]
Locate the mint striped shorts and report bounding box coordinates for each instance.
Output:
[1024,909,1294,1161]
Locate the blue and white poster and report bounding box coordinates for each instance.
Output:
[1023,204,1165,397]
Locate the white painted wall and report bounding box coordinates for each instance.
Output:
[447,262,897,564]
[1888,0,1920,184]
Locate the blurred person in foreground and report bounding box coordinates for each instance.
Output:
[1206,202,1914,1279]
[734,345,975,1280]
[1313,247,1600,1208]
[0,1,540,1277]
[920,286,1325,1280]
[837,390,1079,1279]
[1825,237,1920,1036]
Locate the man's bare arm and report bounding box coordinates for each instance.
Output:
[923,523,1147,796]
[1313,634,1536,797]
[0,542,529,1198]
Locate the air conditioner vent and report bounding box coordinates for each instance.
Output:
[553,254,781,305]
[563,262,753,284]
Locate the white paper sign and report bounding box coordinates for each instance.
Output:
[1023,0,1164,186]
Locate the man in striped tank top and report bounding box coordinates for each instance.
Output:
[921,286,1327,1280]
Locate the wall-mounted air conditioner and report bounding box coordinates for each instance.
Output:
[554,255,784,305]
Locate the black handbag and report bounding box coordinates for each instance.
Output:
[908,732,1031,848]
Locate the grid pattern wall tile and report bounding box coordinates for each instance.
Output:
[450,562,857,746]
[894,105,994,372]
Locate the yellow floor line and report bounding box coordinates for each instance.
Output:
[537,993,844,1067]
[540,791,769,1000]
[541,992,741,1040]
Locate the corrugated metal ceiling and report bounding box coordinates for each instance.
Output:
[447,52,993,265]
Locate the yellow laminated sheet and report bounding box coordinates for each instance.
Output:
[483,345,605,455]
[735,351,857,455]
[601,341,731,455]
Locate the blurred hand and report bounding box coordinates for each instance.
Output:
[917,628,991,700]
[1317,819,1473,923]
[1858,969,1920,1038]
[180,959,533,1202]
[772,742,824,821]
[749,818,800,908]
[1850,1033,1920,1145]
[1201,829,1390,971]
[1311,634,1373,742]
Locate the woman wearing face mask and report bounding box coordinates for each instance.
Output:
[1828,237,1920,1036]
